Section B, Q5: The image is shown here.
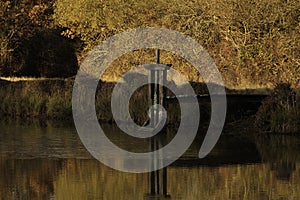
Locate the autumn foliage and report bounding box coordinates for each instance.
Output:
[0,0,299,88]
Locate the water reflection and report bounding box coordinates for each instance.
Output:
[255,134,300,182]
[0,121,300,199]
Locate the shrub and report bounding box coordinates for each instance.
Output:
[54,0,300,87]
[0,0,79,77]
[255,83,300,133]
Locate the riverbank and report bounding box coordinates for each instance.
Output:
[0,78,259,121]
[0,78,299,134]
[0,78,149,122]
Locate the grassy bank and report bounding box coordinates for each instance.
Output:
[0,78,211,124]
[1,79,299,134]
[0,79,73,120]
[0,78,237,124]
[0,78,158,123]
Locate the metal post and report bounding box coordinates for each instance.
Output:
[144,49,171,199]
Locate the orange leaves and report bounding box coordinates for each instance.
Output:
[28,4,51,26]
[60,29,76,39]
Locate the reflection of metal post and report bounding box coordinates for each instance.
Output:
[144,49,171,199]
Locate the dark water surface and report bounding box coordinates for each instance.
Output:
[1,120,300,200]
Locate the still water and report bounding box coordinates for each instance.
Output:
[0,120,300,200]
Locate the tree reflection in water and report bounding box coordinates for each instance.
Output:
[0,122,300,199]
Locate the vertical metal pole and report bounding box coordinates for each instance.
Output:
[146,49,169,199]
[155,49,161,195]
[158,64,167,197]
[149,69,155,194]
[160,48,168,197]
[156,49,160,63]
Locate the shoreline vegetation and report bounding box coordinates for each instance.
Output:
[0,0,299,135]
[0,78,299,135]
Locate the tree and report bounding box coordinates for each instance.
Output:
[54,0,300,86]
[0,0,79,77]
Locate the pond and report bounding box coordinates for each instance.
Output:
[0,120,300,200]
